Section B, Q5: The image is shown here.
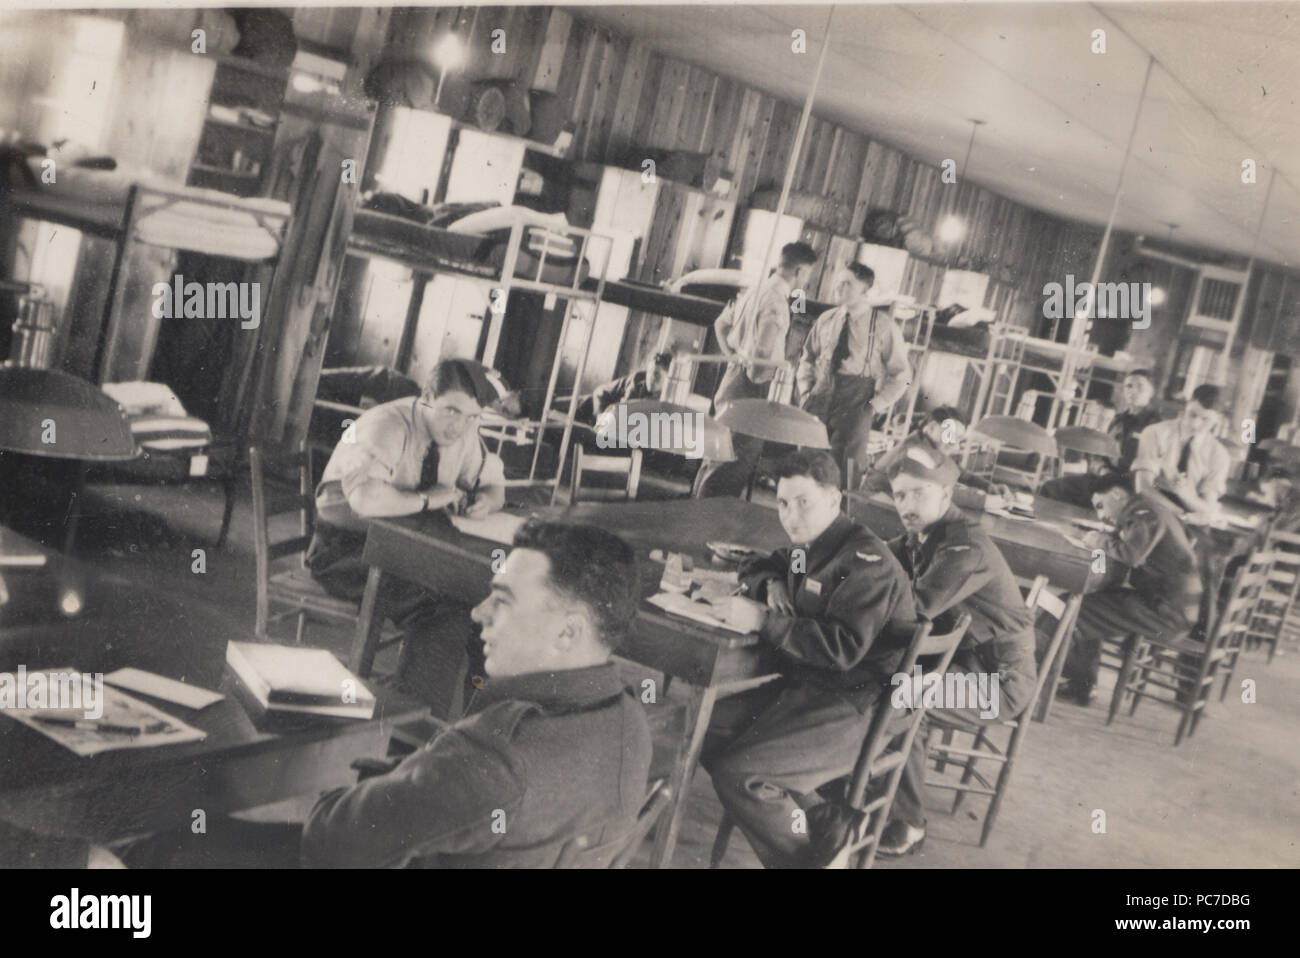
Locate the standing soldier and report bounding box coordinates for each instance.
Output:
[797,263,912,480]
[693,242,819,498]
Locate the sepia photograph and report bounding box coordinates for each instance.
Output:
[0,0,1294,915]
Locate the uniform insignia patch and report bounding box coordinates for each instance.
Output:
[856,552,882,562]
[806,579,823,595]
[941,544,971,552]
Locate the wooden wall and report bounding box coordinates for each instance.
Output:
[381,6,1105,334]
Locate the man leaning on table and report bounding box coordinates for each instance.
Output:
[701,449,917,868]
[122,521,652,868]
[877,444,1038,856]
[307,357,509,716]
[1059,472,1204,706]
[1132,383,1231,516]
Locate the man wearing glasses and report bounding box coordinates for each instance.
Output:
[307,358,509,716]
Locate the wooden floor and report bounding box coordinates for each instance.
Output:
[26,478,1300,869]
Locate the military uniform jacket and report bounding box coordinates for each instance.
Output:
[738,514,917,708]
[1108,492,1203,622]
[888,507,1037,719]
[301,663,651,868]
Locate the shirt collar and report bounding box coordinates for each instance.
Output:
[766,272,793,300]
[469,662,624,714]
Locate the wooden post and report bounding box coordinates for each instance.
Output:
[754,7,836,287]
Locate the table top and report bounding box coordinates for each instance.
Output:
[0,569,424,840]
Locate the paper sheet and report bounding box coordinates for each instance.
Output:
[449,511,528,545]
[103,668,224,710]
[3,672,206,756]
[645,591,753,634]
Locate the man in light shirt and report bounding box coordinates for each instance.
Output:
[693,241,819,497]
[1132,383,1230,515]
[798,263,912,480]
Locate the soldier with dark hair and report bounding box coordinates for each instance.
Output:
[702,450,916,867]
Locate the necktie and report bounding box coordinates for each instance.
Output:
[419,440,442,491]
[1176,437,1193,475]
[905,533,924,579]
[830,309,853,373]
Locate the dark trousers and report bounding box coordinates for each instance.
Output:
[1065,588,1196,691]
[807,374,876,483]
[701,681,876,868]
[692,363,769,498]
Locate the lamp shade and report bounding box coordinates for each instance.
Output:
[1054,426,1120,459]
[595,400,735,461]
[971,416,1056,458]
[0,365,138,461]
[716,399,831,449]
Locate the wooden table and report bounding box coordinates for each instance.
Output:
[0,566,424,844]
[351,498,793,868]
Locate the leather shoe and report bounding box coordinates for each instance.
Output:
[877,820,926,857]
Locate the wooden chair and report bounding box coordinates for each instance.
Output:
[1244,529,1300,663]
[1106,552,1270,745]
[250,443,381,643]
[553,779,672,868]
[569,445,643,502]
[709,614,970,869]
[925,576,1084,847]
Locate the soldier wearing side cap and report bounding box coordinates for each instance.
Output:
[1059,471,1203,706]
[877,444,1038,857]
[700,449,917,868]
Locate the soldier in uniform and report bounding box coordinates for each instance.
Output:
[1060,472,1204,705]
[877,444,1038,856]
[692,242,819,498]
[701,449,917,868]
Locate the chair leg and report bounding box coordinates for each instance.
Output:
[710,813,735,868]
[935,727,954,775]
[216,473,237,549]
[1106,637,1133,725]
[295,611,308,646]
[1218,652,1237,702]
[1126,659,1148,717]
[980,760,1016,848]
[951,727,986,815]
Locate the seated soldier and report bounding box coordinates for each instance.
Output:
[123,521,652,869]
[878,445,1038,856]
[701,449,917,868]
[1060,472,1204,706]
[860,406,1010,497]
[1108,369,1163,473]
[575,349,674,426]
[1132,384,1231,515]
[306,358,508,717]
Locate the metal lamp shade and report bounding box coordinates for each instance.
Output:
[971,416,1057,458]
[596,400,736,461]
[716,399,831,449]
[0,365,138,461]
[1054,426,1120,459]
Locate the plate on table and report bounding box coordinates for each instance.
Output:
[706,541,760,563]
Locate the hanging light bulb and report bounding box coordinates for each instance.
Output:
[938,214,967,245]
[431,33,465,70]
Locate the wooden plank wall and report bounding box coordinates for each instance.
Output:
[385,7,1105,333]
